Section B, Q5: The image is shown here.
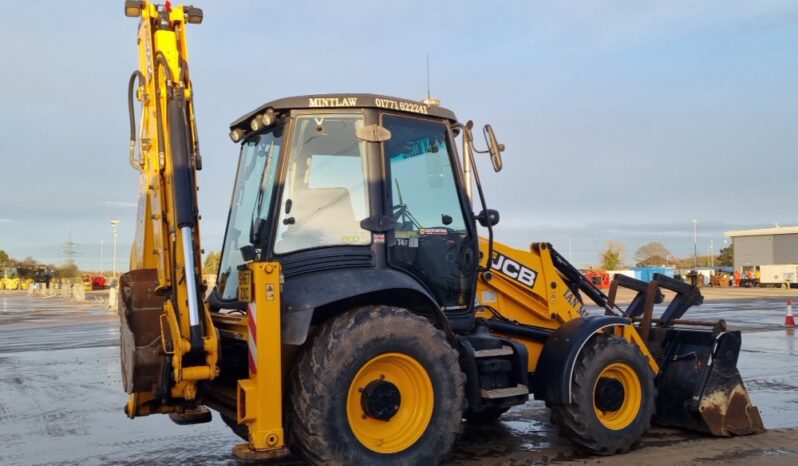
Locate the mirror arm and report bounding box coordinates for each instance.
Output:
[461,122,473,201]
[465,127,495,273]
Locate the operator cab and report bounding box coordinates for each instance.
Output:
[209,94,528,424]
[211,94,502,335]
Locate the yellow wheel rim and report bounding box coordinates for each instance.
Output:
[346,352,434,453]
[593,362,642,430]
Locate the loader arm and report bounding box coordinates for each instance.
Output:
[474,238,657,373]
[120,0,218,417]
[474,237,763,437]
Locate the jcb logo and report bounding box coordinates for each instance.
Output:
[491,253,537,288]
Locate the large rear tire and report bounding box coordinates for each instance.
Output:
[550,335,655,455]
[287,305,465,466]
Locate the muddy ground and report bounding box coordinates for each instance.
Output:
[1,289,797,466]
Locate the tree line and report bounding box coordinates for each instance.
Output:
[0,249,82,278]
[598,241,732,270]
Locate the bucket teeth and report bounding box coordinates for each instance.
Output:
[698,383,765,436]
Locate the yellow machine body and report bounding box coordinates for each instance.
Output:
[2,268,21,290]
[476,239,659,375]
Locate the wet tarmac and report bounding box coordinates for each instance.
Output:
[1,290,797,465]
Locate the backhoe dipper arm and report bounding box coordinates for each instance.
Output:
[122,0,217,416]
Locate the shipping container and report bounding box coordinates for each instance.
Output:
[759,264,798,288]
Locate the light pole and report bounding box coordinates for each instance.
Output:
[111,220,120,283]
[692,219,698,271]
[100,239,104,276]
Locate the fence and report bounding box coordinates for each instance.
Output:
[26,282,116,310]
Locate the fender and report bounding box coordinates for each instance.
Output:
[532,315,631,404]
[281,267,440,345]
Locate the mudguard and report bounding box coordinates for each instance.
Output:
[532,315,630,404]
[281,268,439,345]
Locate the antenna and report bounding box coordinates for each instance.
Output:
[426,54,431,103]
[423,55,440,107]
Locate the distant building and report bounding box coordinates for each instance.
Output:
[725,226,798,271]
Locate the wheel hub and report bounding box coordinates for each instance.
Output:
[361,379,401,421]
[594,377,625,412]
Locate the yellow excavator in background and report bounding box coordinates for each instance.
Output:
[119,2,764,464]
[0,267,21,290]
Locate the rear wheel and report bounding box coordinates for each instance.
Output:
[287,305,465,465]
[550,335,655,455]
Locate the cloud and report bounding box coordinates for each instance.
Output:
[103,201,137,209]
[0,218,15,224]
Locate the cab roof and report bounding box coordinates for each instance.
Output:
[230,93,458,131]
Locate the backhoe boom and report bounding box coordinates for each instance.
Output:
[120,0,218,418]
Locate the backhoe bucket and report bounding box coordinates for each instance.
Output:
[650,326,765,436]
[119,269,167,395]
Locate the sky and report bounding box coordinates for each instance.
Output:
[0,0,796,270]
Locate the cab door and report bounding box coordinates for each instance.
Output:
[381,114,477,309]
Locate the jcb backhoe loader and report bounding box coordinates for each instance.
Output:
[119,2,764,464]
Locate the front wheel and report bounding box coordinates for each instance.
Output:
[287,306,465,465]
[550,335,655,455]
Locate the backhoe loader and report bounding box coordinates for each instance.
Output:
[119,2,764,464]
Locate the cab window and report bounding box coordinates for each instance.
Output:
[383,114,474,308]
[274,114,370,254]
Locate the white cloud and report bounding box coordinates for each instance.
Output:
[0,218,14,223]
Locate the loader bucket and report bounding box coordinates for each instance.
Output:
[650,326,765,436]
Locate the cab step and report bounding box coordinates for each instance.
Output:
[474,345,514,358]
[480,384,529,399]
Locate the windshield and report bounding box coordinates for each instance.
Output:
[217,126,284,300]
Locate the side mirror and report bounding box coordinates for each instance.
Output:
[476,209,500,227]
[484,125,504,172]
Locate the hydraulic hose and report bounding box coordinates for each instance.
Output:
[127,70,145,170]
[179,58,202,170]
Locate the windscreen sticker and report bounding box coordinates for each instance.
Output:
[340,234,363,243]
[395,237,419,248]
[419,228,448,236]
[491,253,537,288]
